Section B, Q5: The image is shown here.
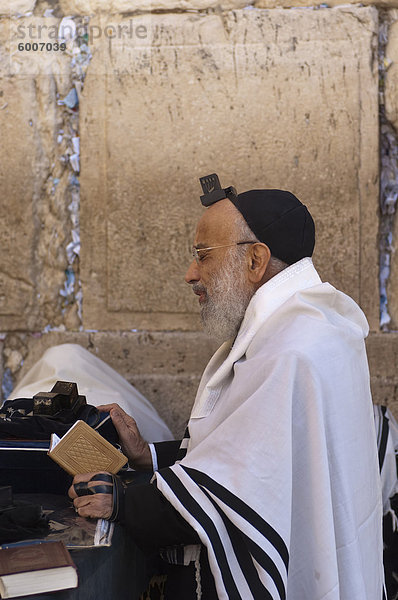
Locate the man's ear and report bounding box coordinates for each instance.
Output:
[247,243,271,284]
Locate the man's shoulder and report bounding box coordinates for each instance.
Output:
[248,294,366,364]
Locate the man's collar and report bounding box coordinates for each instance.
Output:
[235,257,321,346]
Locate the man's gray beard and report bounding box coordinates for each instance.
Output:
[198,250,254,344]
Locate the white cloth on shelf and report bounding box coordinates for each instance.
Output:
[8,343,173,443]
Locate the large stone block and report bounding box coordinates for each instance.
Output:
[389,222,398,331]
[80,8,379,331]
[59,0,250,14]
[131,374,200,438]
[2,332,90,390]
[0,17,77,331]
[255,0,398,7]
[88,331,218,378]
[0,337,3,398]
[74,331,217,436]
[366,333,398,419]
[385,14,398,131]
[0,75,38,331]
[366,333,398,380]
[0,0,35,16]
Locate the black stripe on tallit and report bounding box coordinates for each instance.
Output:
[375,405,382,444]
[175,447,188,462]
[175,426,190,462]
[201,486,281,600]
[159,468,243,600]
[183,466,289,571]
[244,535,286,600]
[378,405,389,473]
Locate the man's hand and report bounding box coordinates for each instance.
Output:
[68,472,113,520]
[97,403,152,470]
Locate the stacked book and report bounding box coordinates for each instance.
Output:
[0,541,77,598]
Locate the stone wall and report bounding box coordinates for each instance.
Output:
[0,0,398,438]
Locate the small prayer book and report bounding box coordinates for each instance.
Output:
[0,541,77,598]
[48,419,127,476]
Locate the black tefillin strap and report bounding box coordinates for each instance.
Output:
[73,473,125,522]
[73,473,113,496]
[199,173,237,207]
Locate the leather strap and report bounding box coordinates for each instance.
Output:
[73,473,125,520]
[74,476,113,497]
[74,481,90,496]
[109,474,125,522]
[89,484,113,495]
[90,473,113,484]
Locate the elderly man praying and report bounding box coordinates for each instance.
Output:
[69,175,384,600]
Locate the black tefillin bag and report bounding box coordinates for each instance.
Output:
[0,381,119,495]
[0,486,50,544]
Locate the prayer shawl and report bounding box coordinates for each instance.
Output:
[374,405,398,517]
[155,258,384,600]
[374,405,398,599]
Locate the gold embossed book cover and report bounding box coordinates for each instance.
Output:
[48,419,127,476]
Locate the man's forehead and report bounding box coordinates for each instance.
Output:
[194,200,237,244]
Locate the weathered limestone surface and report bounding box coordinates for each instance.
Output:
[385,13,398,131]
[89,331,218,435]
[0,71,38,331]
[0,338,3,396]
[59,0,250,14]
[0,18,77,331]
[366,333,398,418]
[255,0,398,7]
[1,332,89,383]
[88,331,218,377]
[0,0,36,15]
[131,373,200,437]
[81,8,379,331]
[7,332,218,436]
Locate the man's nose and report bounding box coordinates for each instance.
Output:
[185,259,200,284]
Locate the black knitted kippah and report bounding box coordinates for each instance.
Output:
[230,189,315,266]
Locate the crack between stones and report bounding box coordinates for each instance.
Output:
[46,16,93,334]
[378,9,398,331]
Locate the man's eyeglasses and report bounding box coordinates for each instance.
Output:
[191,241,256,264]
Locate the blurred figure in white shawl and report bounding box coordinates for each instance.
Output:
[68,175,384,600]
[8,343,172,443]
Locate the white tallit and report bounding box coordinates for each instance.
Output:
[155,257,384,600]
[374,404,398,517]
